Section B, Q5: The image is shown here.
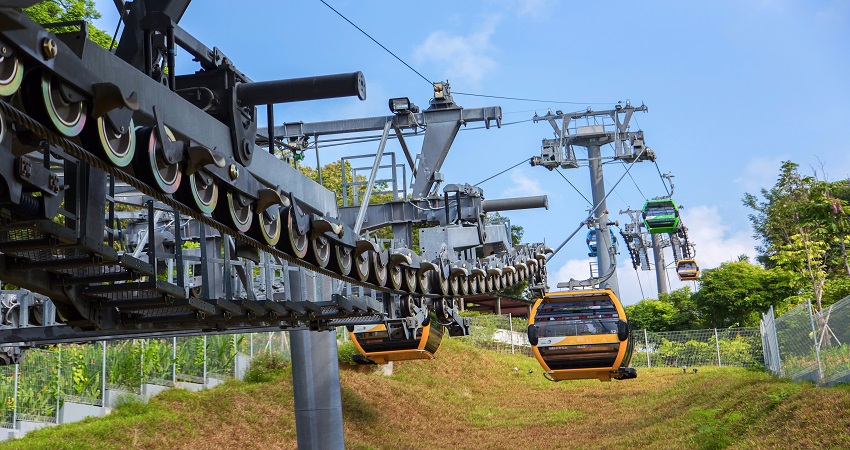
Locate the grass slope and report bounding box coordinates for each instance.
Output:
[2,339,849,450]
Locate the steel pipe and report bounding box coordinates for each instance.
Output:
[481,195,548,212]
[236,72,366,106]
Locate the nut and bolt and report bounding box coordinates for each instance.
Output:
[229,164,239,180]
[40,38,57,60]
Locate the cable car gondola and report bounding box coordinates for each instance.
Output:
[349,315,444,365]
[676,259,699,281]
[527,289,637,382]
[586,228,618,257]
[642,199,680,234]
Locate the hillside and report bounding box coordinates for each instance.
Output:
[2,339,849,450]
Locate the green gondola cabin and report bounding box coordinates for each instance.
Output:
[642,199,680,234]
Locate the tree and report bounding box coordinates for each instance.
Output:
[625,299,680,332]
[693,261,796,327]
[25,1,113,49]
[625,287,699,331]
[743,161,848,312]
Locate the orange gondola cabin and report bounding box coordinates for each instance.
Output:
[350,316,444,365]
[528,289,637,382]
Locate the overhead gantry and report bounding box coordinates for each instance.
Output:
[0,2,552,447]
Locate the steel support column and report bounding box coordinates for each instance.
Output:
[587,145,620,297]
[290,329,344,450]
[290,266,344,449]
[652,234,668,295]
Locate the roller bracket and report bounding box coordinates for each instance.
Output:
[152,105,183,165]
[389,252,412,267]
[255,188,284,214]
[311,215,343,238]
[91,82,139,118]
[354,239,379,257]
[184,143,225,176]
[287,193,309,236]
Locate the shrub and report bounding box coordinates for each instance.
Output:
[244,352,288,383]
[337,341,360,365]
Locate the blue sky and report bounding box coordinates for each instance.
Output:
[94,1,850,305]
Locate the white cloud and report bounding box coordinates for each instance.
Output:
[734,156,785,192]
[680,205,757,268]
[501,169,548,198]
[504,0,555,19]
[549,258,594,290]
[412,17,499,87]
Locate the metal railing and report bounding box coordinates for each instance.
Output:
[0,331,291,432]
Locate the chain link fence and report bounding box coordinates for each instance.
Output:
[630,328,763,369]
[461,314,764,369]
[0,331,291,435]
[761,296,850,386]
[459,314,532,357]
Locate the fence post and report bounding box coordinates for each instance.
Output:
[56,344,61,423]
[644,330,651,368]
[233,334,238,378]
[140,339,145,385]
[12,363,18,425]
[808,300,824,384]
[714,328,722,367]
[508,313,514,354]
[172,337,177,385]
[203,335,208,385]
[101,341,106,406]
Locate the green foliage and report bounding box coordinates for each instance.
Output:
[243,352,288,383]
[693,262,797,328]
[626,299,681,331]
[743,160,850,311]
[105,341,142,390]
[25,0,113,49]
[626,287,699,331]
[1,369,17,423]
[299,160,392,208]
[337,341,360,365]
[140,340,174,382]
[15,348,60,419]
[688,408,741,449]
[206,335,239,377]
[62,345,101,400]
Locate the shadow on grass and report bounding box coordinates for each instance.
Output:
[341,386,380,424]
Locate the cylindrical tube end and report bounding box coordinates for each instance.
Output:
[237,71,367,105]
[481,195,549,212]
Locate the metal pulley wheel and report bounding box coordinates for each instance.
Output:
[133,125,182,193]
[24,70,86,137]
[328,244,353,277]
[0,53,23,97]
[279,206,309,259]
[215,191,253,233]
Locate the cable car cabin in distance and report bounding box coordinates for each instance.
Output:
[586,228,618,257]
[676,259,700,281]
[527,289,637,382]
[642,199,680,234]
[349,316,445,365]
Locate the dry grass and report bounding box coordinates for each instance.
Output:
[3,339,849,450]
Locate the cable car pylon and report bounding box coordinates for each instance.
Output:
[530,102,652,299]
